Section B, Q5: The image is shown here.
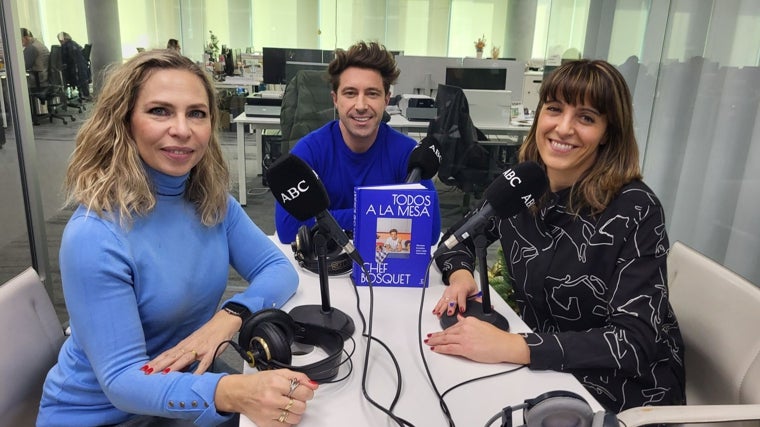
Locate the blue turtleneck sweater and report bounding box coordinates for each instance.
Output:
[38,166,298,426]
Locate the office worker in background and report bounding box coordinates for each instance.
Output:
[57,31,91,100]
[274,40,441,244]
[20,28,49,88]
[167,38,181,52]
[427,59,685,412]
[37,50,317,427]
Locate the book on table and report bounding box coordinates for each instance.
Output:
[352,183,435,288]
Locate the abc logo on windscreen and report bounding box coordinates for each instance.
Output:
[280,180,309,202]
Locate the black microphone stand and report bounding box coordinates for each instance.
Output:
[289,230,356,338]
[439,234,509,331]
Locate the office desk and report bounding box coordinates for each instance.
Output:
[387,113,531,145]
[232,114,279,206]
[215,76,259,93]
[231,113,531,206]
[240,240,602,426]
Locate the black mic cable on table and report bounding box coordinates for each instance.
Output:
[416,257,528,427]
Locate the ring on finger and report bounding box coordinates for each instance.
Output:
[277,410,289,423]
[287,377,300,398]
[284,398,294,411]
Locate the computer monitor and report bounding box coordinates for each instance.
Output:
[461,58,526,101]
[445,67,507,91]
[263,47,334,84]
[263,47,287,84]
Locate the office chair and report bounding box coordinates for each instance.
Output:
[426,83,494,212]
[0,267,66,427]
[263,70,334,186]
[279,69,335,153]
[615,241,760,427]
[31,46,76,125]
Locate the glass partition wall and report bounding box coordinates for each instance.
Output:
[5,0,760,317]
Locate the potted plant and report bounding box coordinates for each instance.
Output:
[474,34,486,58]
[488,247,518,313]
[204,30,220,62]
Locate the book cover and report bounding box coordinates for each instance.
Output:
[352,183,435,288]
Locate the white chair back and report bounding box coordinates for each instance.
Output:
[0,267,65,427]
[618,242,760,427]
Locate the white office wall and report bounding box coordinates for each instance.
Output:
[117,0,182,57]
[543,0,589,61]
[448,0,503,58]
[14,0,650,66]
[252,0,319,49]
[607,0,649,65]
[18,0,85,49]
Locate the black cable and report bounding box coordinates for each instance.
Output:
[348,272,406,412]
[440,365,525,400]
[416,257,527,426]
[416,258,456,426]
[351,263,415,427]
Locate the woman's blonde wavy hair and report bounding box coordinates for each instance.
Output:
[519,59,642,215]
[64,49,229,227]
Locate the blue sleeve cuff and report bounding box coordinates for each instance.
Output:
[189,373,234,427]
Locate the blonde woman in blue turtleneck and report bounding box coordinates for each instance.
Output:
[37,50,318,427]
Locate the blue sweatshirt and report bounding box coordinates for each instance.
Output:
[38,166,298,426]
[274,120,442,244]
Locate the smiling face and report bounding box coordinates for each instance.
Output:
[130,69,211,177]
[535,97,608,191]
[332,66,390,153]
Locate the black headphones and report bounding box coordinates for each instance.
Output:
[237,308,345,383]
[291,224,353,275]
[497,391,618,427]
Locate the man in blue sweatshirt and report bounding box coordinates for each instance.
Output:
[275,41,441,244]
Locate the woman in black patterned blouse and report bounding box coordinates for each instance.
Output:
[426,59,685,412]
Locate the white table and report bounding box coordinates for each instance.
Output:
[231,113,530,206]
[239,240,603,426]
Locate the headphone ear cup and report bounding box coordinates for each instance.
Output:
[524,395,595,427]
[239,309,296,366]
[292,224,314,260]
[290,224,353,275]
[253,322,293,365]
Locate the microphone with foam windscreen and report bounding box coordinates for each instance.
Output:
[266,154,364,337]
[433,161,548,258]
[435,162,548,331]
[405,136,442,183]
[267,154,362,267]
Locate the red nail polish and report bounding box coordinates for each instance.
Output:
[309,380,318,385]
[140,364,149,372]
[426,333,432,337]
[145,367,154,374]
[423,339,429,344]
[430,347,435,351]
[162,368,171,374]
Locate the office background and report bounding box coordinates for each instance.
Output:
[2,0,760,317]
